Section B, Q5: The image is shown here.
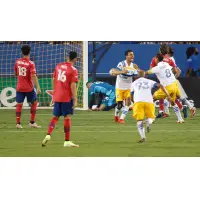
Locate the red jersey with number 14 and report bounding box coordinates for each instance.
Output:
[53,62,78,102]
[14,58,36,92]
[150,54,176,68]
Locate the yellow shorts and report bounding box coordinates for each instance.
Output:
[116,89,131,102]
[154,82,178,102]
[133,102,155,121]
[175,81,181,97]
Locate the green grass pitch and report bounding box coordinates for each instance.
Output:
[0,109,199,157]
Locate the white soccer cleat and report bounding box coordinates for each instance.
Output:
[64,141,79,147]
[16,124,23,129]
[29,123,41,128]
[42,135,51,147]
[177,120,184,124]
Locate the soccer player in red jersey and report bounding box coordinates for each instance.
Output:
[14,45,41,129]
[150,44,182,118]
[42,51,79,147]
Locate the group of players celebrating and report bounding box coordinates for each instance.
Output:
[14,44,196,146]
[108,44,196,142]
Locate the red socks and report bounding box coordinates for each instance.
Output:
[30,102,38,123]
[47,117,71,141]
[175,99,183,110]
[64,118,71,141]
[159,99,164,112]
[47,117,59,135]
[16,104,23,124]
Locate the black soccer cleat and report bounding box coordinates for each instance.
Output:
[182,105,188,119]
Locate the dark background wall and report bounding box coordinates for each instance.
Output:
[88,44,200,77]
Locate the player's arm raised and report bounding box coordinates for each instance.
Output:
[173,66,181,78]
[109,68,128,76]
[133,63,140,71]
[169,59,181,78]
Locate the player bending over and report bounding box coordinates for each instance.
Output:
[131,70,171,143]
[147,53,184,123]
[110,49,140,124]
[86,81,116,111]
[42,51,79,147]
[14,45,41,129]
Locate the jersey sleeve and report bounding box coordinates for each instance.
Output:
[149,80,157,89]
[71,69,78,83]
[168,58,176,68]
[151,66,160,74]
[30,63,36,75]
[116,62,123,70]
[150,57,157,68]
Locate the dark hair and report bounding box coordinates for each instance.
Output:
[86,81,92,86]
[186,47,196,59]
[125,50,133,56]
[21,45,31,56]
[159,44,168,55]
[168,46,174,56]
[69,51,77,60]
[156,53,164,62]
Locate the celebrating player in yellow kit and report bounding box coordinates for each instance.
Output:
[131,70,171,143]
[146,53,184,123]
[110,50,139,124]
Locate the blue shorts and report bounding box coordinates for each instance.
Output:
[53,100,74,117]
[102,91,116,107]
[16,89,37,103]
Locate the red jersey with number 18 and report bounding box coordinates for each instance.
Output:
[53,62,78,102]
[14,57,36,92]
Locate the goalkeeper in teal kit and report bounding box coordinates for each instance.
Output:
[86,81,116,111]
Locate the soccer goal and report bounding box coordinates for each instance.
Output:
[0,41,88,110]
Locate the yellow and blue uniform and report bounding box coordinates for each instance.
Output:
[131,77,157,121]
[115,60,138,102]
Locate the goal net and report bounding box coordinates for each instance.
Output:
[0,41,88,109]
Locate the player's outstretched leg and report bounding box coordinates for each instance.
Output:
[29,101,41,128]
[16,103,23,129]
[163,99,170,118]
[146,118,154,133]
[114,101,123,122]
[137,121,146,143]
[42,116,59,147]
[156,99,164,118]
[180,97,196,118]
[172,103,184,123]
[63,116,79,147]
[119,98,131,124]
